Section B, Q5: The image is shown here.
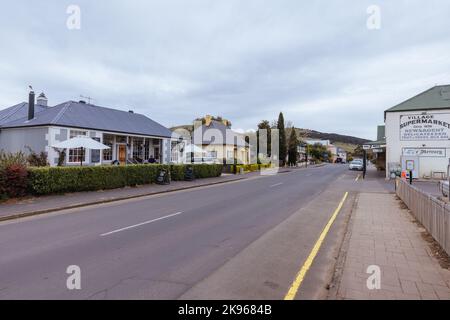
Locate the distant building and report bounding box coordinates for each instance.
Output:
[305,139,331,146]
[384,85,450,179]
[171,115,250,164]
[336,147,347,163]
[304,139,347,162]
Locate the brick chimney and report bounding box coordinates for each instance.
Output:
[28,90,35,120]
[205,114,212,126]
[36,92,48,107]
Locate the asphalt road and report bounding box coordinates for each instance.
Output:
[0,164,348,299]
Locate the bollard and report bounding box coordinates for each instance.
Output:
[409,170,413,185]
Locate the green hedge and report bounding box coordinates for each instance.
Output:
[235,163,272,173]
[27,164,223,195]
[193,163,223,179]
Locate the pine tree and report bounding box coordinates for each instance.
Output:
[277,112,287,166]
[288,127,299,166]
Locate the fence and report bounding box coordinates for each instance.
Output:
[396,178,450,255]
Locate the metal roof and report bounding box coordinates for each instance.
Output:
[385,85,450,113]
[0,101,172,138]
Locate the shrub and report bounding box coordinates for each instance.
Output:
[0,167,6,200]
[192,164,223,179]
[25,147,49,167]
[0,150,27,169]
[27,164,223,195]
[170,164,186,181]
[0,151,29,199]
[4,164,28,197]
[233,163,272,173]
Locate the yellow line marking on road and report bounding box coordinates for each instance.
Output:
[355,174,360,182]
[284,191,349,300]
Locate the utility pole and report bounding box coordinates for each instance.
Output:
[363,149,367,179]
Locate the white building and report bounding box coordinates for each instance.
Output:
[385,85,450,179]
[305,139,330,146]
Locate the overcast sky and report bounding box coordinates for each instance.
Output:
[1,1,450,139]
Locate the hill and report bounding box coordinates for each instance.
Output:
[171,124,369,154]
[287,128,369,153]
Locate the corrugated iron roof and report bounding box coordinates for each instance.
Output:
[385,85,450,113]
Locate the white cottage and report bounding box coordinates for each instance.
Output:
[0,91,174,166]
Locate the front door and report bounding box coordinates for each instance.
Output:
[118,145,126,164]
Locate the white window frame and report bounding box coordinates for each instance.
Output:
[102,134,114,162]
[67,130,88,163]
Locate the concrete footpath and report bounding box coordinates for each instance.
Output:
[328,190,450,299]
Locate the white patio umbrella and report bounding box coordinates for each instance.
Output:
[52,136,110,166]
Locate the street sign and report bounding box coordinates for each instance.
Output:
[363,145,371,150]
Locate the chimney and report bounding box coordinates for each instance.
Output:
[205,114,212,126]
[28,90,35,120]
[36,92,48,107]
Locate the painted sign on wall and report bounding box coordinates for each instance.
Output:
[400,113,450,141]
[402,148,446,157]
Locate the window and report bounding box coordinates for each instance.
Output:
[132,137,144,160]
[209,150,218,159]
[68,130,87,163]
[227,150,234,159]
[171,141,179,163]
[116,135,127,144]
[91,137,101,163]
[144,139,150,160]
[103,134,114,161]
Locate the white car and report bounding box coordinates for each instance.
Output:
[349,159,364,171]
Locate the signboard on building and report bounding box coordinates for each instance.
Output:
[400,113,450,141]
[402,148,446,157]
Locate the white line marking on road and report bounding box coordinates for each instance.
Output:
[270,182,283,188]
[355,174,360,182]
[306,173,313,177]
[100,211,183,236]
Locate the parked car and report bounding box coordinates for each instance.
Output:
[349,159,364,171]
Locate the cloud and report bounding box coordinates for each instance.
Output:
[1,0,450,139]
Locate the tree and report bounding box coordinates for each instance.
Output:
[257,120,271,158]
[309,143,331,162]
[277,112,287,166]
[288,127,299,166]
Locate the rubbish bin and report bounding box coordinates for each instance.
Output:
[156,168,170,185]
[185,165,194,181]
